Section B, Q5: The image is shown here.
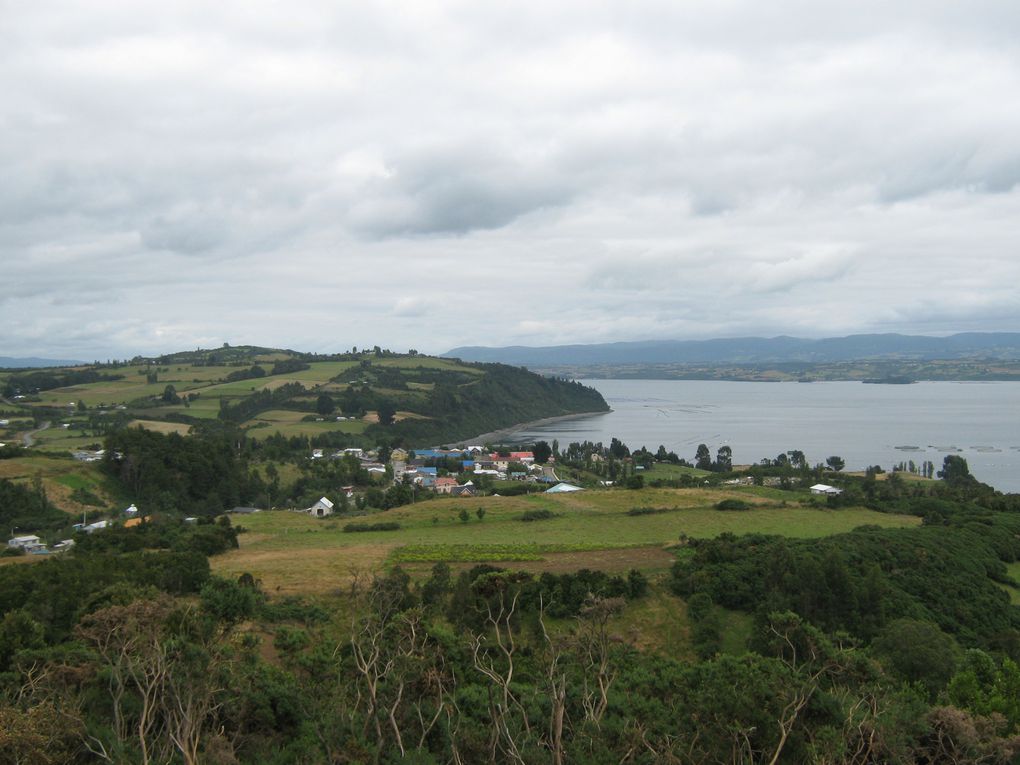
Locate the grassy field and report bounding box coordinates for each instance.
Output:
[128,420,192,436]
[212,487,920,594]
[0,454,116,513]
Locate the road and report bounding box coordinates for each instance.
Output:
[22,420,50,447]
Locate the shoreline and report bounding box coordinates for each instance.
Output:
[454,410,611,446]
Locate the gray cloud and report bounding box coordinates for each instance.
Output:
[2,1,1020,359]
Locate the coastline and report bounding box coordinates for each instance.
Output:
[454,410,611,446]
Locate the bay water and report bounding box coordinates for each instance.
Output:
[507,380,1020,493]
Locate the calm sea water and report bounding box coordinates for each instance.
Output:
[507,380,1020,493]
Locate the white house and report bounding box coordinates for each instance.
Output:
[123,504,139,516]
[810,484,843,496]
[84,520,109,534]
[307,496,335,517]
[8,534,42,550]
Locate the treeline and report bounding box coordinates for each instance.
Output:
[217,381,306,424]
[102,426,262,514]
[0,478,70,535]
[2,368,123,397]
[671,516,1020,648]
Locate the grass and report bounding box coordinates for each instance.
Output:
[1003,563,1020,606]
[211,487,920,594]
[128,420,192,436]
[243,419,368,440]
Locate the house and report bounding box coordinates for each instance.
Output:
[8,534,42,550]
[124,517,145,528]
[434,476,459,494]
[810,484,843,496]
[311,449,324,460]
[545,482,583,493]
[123,504,139,516]
[307,497,335,517]
[343,448,364,459]
[229,506,261,514]
[451,483,477,497]
[52,539,75,553]
[183,517,199,525]
[510,451,535,464]
[84,520,109,534]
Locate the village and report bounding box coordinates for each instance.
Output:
[299,444,577,516]
[5,443,586,553]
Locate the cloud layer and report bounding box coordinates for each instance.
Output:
[3,1,1020,358]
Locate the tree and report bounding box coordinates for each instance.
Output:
[459,508,470,523]
[695,444,712,471]
[532,441,552,464]
[872,618,960,698]
[316,393,335,415]
[716,445,733,471]
[609,437,629,459]
[825,456,845,472]
[938,455,974,487]
[161,384,180,404]
[377,402,396,427]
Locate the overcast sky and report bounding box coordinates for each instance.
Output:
[3,1,1020,360]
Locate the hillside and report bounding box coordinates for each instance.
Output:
[0,346,609,455]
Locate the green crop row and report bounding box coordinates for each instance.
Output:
[390,542,626,563]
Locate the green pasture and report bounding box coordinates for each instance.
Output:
[243,418,368,440]
[28,427,98,452]
[642,462,712,479]
[374,357,483,374]
[213,487,920,594]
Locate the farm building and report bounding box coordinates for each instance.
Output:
[810,484,843,496]
[307,497,335,517]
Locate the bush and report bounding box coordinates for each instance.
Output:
[520,509,555,522]
[343,522,401,533]
[715,499,751,511]
[627,506,675,516]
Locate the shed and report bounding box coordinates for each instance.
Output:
[307,497,335,517]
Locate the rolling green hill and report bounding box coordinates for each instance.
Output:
[0,346,608,452]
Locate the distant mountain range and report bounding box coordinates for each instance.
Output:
[445,333,1020,366]
[0,356,84,369]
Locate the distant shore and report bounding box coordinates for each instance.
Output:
[455,410,611,446]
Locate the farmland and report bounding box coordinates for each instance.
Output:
[2,346,605,451]
[211,486,920,594]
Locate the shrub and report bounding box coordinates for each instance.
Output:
[520,509,555,522]
[715,499,750,511]
[343,522,401,533]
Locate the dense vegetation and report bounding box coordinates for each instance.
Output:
[4,346,1020,762]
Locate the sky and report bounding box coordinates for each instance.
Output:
[3,0,1020,360]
